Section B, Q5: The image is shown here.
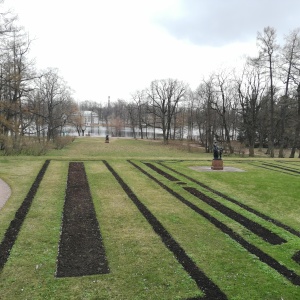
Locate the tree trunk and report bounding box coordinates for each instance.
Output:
[289,84,300,158]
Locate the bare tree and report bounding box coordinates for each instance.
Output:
[236,58,266,156]
[37,68,73,141]
[110,99,127,136]
[0,19,36,150]
[131,90,147,138]
[127,101,138,138]
[0,3,18,35]
[195,78,216,152]
[292,84,300,157]
[185,89,196,140]
[210,71,235,153]
[256,26,279,157]
[147,79,186,143]
[276,28,300,157]
[276,28,300,158]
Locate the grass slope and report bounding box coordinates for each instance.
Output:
[0,137,299,299]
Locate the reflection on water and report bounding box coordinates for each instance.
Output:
[64,125,164,139]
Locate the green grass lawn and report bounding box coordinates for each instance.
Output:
[0,137,300,299]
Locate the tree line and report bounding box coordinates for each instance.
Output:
[0,5,79,153]
[0,2,299,157]
[82,27,300,158]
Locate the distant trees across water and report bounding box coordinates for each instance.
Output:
[0,3,299,158]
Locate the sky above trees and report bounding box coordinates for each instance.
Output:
[4,0,300,104]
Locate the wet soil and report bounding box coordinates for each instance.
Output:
[56,162,109,277]
[0,160,50,270]
[1,158,300,299]
[161,162,300,238]
[135,161,300,286]
[105,160,227,300]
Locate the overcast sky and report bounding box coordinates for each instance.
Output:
[3,0,300,104]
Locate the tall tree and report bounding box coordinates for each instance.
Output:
[185,89,196,140]
[195,77,216,152]
[0,22,35,150]
[278,28,300,157]
[256,26,279,157]
[147,79,186,143]
[127,101,138,138]
[211,71,235,153]
[37,68,73,141]
[131,90,146,139]
[277,28,300,158]
[236,58,265,156]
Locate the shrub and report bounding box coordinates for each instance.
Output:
[53,136,75,150]
[0,135,75,155]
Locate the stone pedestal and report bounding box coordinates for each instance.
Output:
[211,159,223,170]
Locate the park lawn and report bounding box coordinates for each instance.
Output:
[46,137,209,160]
[0,158,46,238]
[125,159,300,299]
[167,159,300,230]
[0,137,300,299]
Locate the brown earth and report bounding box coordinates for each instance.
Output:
[56,162,109,277]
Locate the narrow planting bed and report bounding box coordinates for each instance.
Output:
[1,158,300,299]
[135,161,300,286]
[0,160,50,270]
[56,162,109,277]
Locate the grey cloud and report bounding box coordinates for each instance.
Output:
[155,0,300,46]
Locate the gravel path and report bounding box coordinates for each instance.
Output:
[0,179,11,210]
[189,166,245,172]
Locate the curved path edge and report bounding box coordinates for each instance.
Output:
[0,179,11,210]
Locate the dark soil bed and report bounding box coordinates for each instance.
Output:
[104,160,227,300]
[132,160,300,286]
[161,162,300,238]
[293,251,300,264]
[183,187,285,245]
[0,160,50,270]
[56,162,109,277]
[148,162,285,245]
[262,162,300,175]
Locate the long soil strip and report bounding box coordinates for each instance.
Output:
[184,187,285,245]
[130,160,300,285]
[103,160,227,300]
[262,162,300,174]
[0,160,50,270]
[146,163,285,245]
[248,162,298,177]
[56,162,109,277]
[160,162,300,238]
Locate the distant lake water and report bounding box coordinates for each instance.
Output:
[64,125,164,139]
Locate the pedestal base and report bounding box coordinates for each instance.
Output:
[211,159,223,170]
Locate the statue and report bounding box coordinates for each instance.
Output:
[213,142,219,159]
[213,142,223,159]
[211,142,224,170]
[219,147,223,159]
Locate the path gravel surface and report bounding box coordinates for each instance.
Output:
[0,179,11,210]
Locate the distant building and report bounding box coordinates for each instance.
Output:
[82,111,99,126]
